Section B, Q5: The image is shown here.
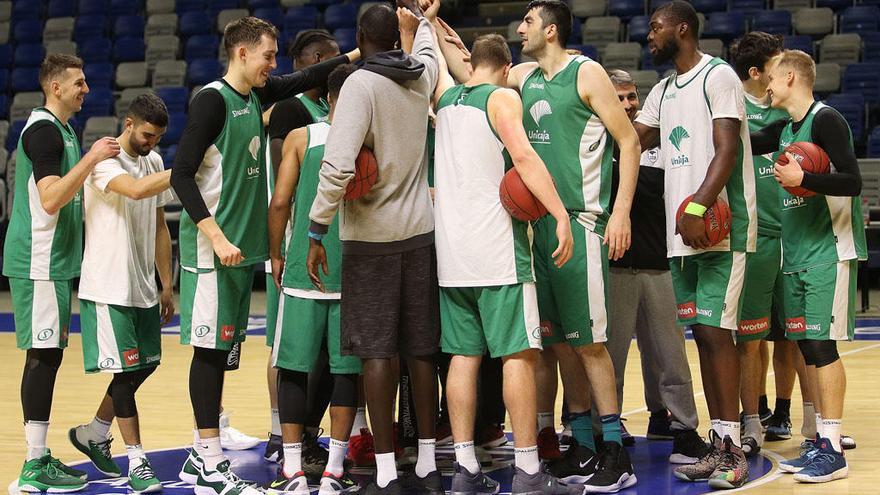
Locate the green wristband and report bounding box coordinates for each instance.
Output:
[684,202,707,217]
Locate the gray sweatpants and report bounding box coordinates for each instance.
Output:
[607,267,698,431]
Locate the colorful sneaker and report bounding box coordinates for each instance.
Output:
[264,433,283,463]
[620,419,635,447]
[547,438,599,484]
[450,463,500,495]
[18,455,87,493]
[318,471,360,494]
[538,427,562,461]
[764,411,792,441]
[196,459,261,495]
[476,424,508,448]
[68,425,122,477]
[673,430,723,481]
[219,413,260,451]
[793,438,848,483]
[669,429,708,464]
[511,466,582,494]
[646,410,674,440]
[707,436,749,490]
[841,435,856,450]
[128,457,162,494]
[581,441,638,493]
[46,452,88,481]
[178,449,202,484]
[263,469,310,494]
[779,438,819,473]
[302,430,330,481]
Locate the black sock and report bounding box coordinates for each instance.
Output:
[758,395,769,414]
[775,398,791,416]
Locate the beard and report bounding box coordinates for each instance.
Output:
[522,38,543,57]
[652,38,680,66]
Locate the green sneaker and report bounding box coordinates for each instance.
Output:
[18,455,87,493]
[178,449,202,484]
[46,451,88,481]
[68,425,122,477]
[128,457,162,494]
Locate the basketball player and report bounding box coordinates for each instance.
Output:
[632,1,757,489]
[69,92,173,494]
[433,33,579,494]
[307,1,442,492]
[3,53,120,493]
[171,17,358,494]
[265,64,360,495]
[750,49,866,483]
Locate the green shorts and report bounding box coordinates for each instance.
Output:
[265,273,280,347]
[737,235,782,342]
[9,278,72,349]
[80,300,162,373]
[272,293,362,374]
[783,260,858,341]
[180,266,255,351]
[669,250,748,331]
[440,283,542,358]
[534,215,609,347]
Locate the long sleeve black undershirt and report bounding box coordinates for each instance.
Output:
[24,122,65,182]
[750,103,861,197]
[171,54,350,224]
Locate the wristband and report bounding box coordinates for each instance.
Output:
[308,231,324,241]
[684,202,707,217]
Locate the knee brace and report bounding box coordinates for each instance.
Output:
[109,368,157,418]
[798,339,840,368]
[21,348,65,421]
[189,347,229,429]
[330,373,358,408]
[278,369,309,425]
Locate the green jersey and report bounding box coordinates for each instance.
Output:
[2,108,83,280]
[745,93,788,237]
[179,81,268,270]
[519,56,614,236]
[778,102,867,272]
[282,122,341,295]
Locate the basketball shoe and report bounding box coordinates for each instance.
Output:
[263,469,309,495]
[646,410,674,440]
[178,449,202,484]
[707,436,749,490]
[793,438,848,483]
[362,478,402,494]
[547,438,599,484]
[764,411,792,441]
[402,469,444,494]
[779,437,819,473]
[128,457,162,494]
[673,430,724,481]
[219,413,260,451]
[476,424,507,448]
[450,463,500,495]
[538,427,562,460]
[68,425,122,477]
[620,419,635,447]
[264,433,283,463]
[581,442,638,493]
[317,471,359,494]
[302,430,330,480]
[17,454,87,493]
[511,466,582,494]
[669,429,708,464]
[195,459,261,495]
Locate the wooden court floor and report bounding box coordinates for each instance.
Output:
[0,295,878,493]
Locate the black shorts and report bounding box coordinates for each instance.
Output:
[340,245,440,359]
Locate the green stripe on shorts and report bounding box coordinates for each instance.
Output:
[180,266,255,351]
[80,300,162,373]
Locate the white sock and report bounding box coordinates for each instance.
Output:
[743,414,762,439]
[802,402,816,438]
[815,413,824,439]
[87,417,112,441]
[514,446,540,475]
[282,443,302,477]
[822,419,842,452]
[351,408,368,434]
[192,429,200,446]
[126,444,146,462]
[537,412,554,431]
[415,438,436,478]
[375,452,397,488]
[196,436,224,470]
[720,420,741,448]
[454,441,480,474]
[270,409,281,437]
[24,421,49,461]
[326,439,348,477]
[710,419,722,439]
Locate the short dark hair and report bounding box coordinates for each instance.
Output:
[287,29,337,61]
[526,0,572,48]
[470,34,512,70]
[607,69,635,87]
[729,31,784,81]
[654,0,700,41]
[358,4,399,52]
[127,92,169,128]
[39,53,84,91]
[223,16,279,58]
[327,64,358,100]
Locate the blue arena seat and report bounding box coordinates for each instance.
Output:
[253,7,284,30]
[825,93,865,139]
[187,58,222,85]
[628,15,650,42]
[110,0,142,16]
[248,0,279,9]
[867,126,880,157]
[14,44,46,68]
[84,62,114,88]
[78,0,108,16]
[608,0,644,20]
[113,37,146,62]
[48,0,77,18]
[179,11,213,37]
[12,1,41,21]
[817,0,854,12]
[185,35,220,61]
[79,87,114,121]
[0,95,9,120]
[284,7,318,32]
[783,35,813,55]
[752,10,792,35]
[273,57,292,75]
[0,45,13,68]
[729,0,767,19]
[841,6,880,35]
[162,112,187,145]
[649,0,671,12]
[323,4,357,31]
[161,144,177,165]
[332,28,357,53]
[14,19,43,44]
[703,12,746,42]
[691,0,727,13]
[843,63,880,104]
[74,15,108,41]
[114,15,145,39]
[0,69,9,92]
[78,37,112,63]
[569,17,583,45]
[862,32,880,62]
[568,44,599,60]
[156,86,188,113]
[11,68,40,92]
[7,120,26,151]
[207,0,239,16]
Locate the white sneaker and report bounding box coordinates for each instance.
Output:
[219,413,260,451]
[179,449,203,484]
[194,459,261,495]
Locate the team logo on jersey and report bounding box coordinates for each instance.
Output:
[783,196,806,209]
[123,349,140,366]
[194,325,211,338]
[529,100,552,126]
[231,107,251,118]
[220,325,236,342]
[36,328,54,341]
[99,358,116,369]
[247,136,261,162]
[785,317,806,333]
[677,301,696,319]
[539,320,553,337]
[739,317,769,335]
[669,126,690,151]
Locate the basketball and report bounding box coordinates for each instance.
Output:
[499,168,548,222]
[675,194,732,247]
[776,141,831,197]
[344,147,379,200]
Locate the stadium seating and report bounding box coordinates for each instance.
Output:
[752,10,792,35]
[825,93,865,139]
[84,62,115,88]
[608,0,644,20]
[840,6,880,35]
[821,34,861,67]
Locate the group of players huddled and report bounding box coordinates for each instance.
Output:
[4,0,865,493]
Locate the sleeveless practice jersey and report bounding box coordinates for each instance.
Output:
[519,56,613,236]
[434,83,533,287]
[2,108,83,280]
[777,103,867,272]
[179,81,268,270]
[745,93,788,237]
[637,54,758,257]
[282,122,342,296]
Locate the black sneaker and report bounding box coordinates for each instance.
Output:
[759,406,774,428]
[646,410,674,440]
[402,470,444,494]
[764,411,792,441]
[302,430,329,481]
[362,478,401,494]
[581,441,637,493]
[669,429,708,464]
[547,438,600,484]
[450,463,500,495]
[264,433,283,463]
[620,419,636,447]
[511,466,582,494]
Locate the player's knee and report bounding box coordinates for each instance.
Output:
[797,339,839,368]
[503,348,539,365]
[109,372,140,418]
[26,348,64,372]
[330,373,358,408]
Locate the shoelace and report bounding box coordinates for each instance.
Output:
[809,452,838,466]
[93,438,113,459]
[131,460,156,480]
[43,460,62,481]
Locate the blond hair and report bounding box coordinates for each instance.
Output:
[773,49,816,87]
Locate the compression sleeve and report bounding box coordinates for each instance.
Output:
[24,122,66,182]
[749,119,787,156]
[799,107,861,197]
[255,54,350,105]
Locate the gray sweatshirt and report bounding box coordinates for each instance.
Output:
[309,18,439,255]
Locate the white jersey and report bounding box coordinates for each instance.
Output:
[79,149,172,307]
[636,54,757,257]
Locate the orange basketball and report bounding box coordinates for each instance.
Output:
[499,168,548,222]
[345,147,379,200]
[776,141,831,198]
[676,194,732,247]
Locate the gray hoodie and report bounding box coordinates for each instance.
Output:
[309,18,438,255]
